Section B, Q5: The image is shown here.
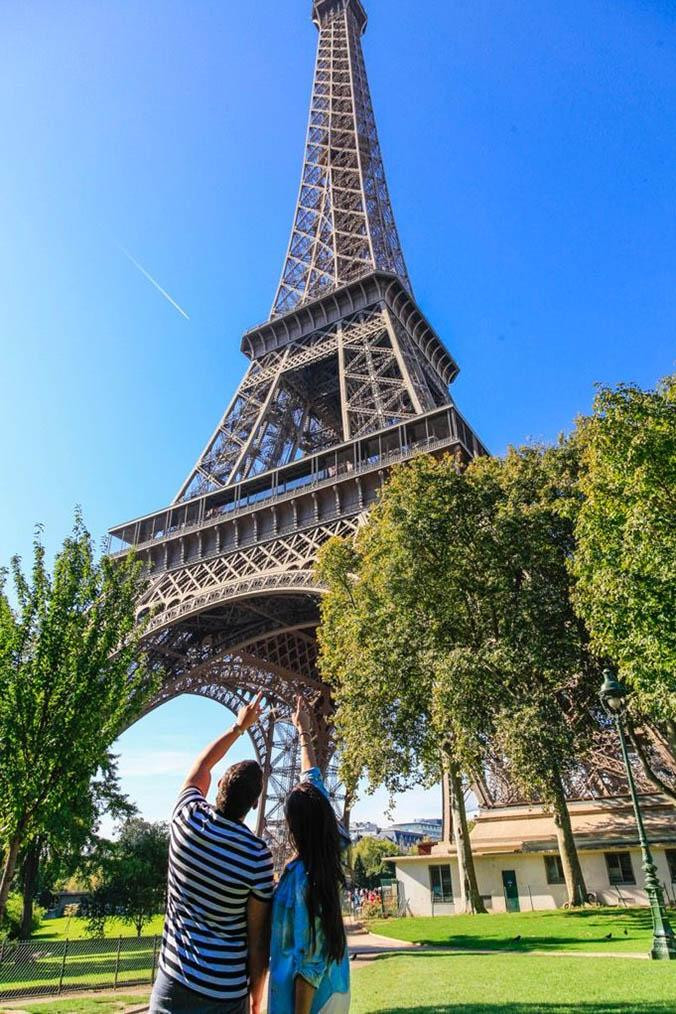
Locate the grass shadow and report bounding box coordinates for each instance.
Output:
[374,1006,676,1014]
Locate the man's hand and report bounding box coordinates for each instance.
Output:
[181,691,265,796]
[236,691,264,733]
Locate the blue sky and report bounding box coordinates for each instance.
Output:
[1,0,674,831]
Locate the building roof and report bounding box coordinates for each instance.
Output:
[388,794,676,864]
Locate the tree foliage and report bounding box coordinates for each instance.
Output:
[352,854,368,889]
[19,751,137,938]
[572,376,676,730]
[85,819,169,937]
[0,891,45,941]
[351,836,400,885]
[318,445,601,907]
[0,512,155,922]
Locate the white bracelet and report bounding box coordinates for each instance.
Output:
[233,722,244,737]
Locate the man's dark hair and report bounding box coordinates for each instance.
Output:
[215,760,263,821]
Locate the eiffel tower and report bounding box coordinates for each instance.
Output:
[109,0,487,850]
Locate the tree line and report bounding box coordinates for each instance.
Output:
[0,376,673,932]
[316,376,675,911]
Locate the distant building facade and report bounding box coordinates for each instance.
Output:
[350,818,443,849]
[389,819,443,841]
[378,827,425,850]
[388,794,676,915]
[349,822,381,844]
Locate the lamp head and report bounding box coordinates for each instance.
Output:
[599,669,628,716]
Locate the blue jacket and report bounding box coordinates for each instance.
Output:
[267,768,350,1014]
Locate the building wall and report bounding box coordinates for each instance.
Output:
[394,846,676,916]
[396,861,449,918]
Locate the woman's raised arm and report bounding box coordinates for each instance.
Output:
[292,695,317,773]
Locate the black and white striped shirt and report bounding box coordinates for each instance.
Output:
[159,786,274,1000]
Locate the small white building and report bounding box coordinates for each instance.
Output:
[388,794,676,916]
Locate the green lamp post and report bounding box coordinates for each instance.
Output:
[599,669,676,960]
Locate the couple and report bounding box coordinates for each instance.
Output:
[149,693,350,1014]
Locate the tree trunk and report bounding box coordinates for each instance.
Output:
[445,751,486,914]
[660,720,676,758]
[629,726,676,803]
[20,840,41,940]
[0,832,23,924]
[646,722,676,770]
[342,789,353,834]
[550,769,587,907]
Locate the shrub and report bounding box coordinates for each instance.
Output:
[361,898,383,920]
[0,893,45,939]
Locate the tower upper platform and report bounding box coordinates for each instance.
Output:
[312,0,367,34]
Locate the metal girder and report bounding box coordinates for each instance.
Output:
[138,515,362,632]
[176,305,451,503]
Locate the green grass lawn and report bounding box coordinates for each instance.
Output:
[33,916,164,941]
[350,952,676,1013]
[3,953,672,1014]
[0,937,158,996]
[369,907,659,953]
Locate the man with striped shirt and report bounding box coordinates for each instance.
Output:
[150,692,274,1013]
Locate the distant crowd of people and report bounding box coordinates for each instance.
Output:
[346,888,382,917]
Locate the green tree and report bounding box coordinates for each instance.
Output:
[86,818,169,937]
[318,446,599,908]
[0,512,154,923]
[18,751,137,939]
[0,891,45,940]
[572,376,676,776]
[352,836,400,886]
[352,854,368,889]
[317,462,487,912]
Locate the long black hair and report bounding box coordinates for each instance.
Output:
[284,782,347,962]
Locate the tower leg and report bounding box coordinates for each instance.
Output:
[258,720,301,869]
[255,715,276,839]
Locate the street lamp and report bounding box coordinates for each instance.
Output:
[599,670,676,960]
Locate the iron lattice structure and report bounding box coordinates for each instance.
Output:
[110,0,509,855]
[109,1,645,852]
[271,0,410,317]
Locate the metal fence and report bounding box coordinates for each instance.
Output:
[0,935,159,1000]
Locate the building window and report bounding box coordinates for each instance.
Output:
[666,850,676,884]
[544,854,565,885]
[605,852,635,885]
[429,864,453,903]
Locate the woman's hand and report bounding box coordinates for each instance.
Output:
[293,696,317,772]
[236,691,264,732]
[292,695,312,735]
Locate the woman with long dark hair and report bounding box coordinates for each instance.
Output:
[268,697,351,1014]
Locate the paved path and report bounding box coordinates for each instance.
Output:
[350,929,649,963]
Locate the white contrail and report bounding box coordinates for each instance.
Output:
[119,246,190,320]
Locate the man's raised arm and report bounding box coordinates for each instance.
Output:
[181,691,264,796]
